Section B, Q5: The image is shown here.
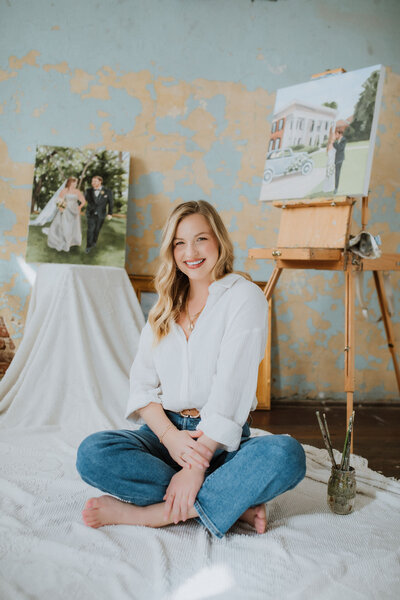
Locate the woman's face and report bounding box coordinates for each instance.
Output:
[68,179,77,190]
[173,213,219,285]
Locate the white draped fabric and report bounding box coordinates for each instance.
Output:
[0,264,399,599]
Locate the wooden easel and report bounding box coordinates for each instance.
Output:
[250,195,400,444]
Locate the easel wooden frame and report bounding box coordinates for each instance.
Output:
[249,195,400,443]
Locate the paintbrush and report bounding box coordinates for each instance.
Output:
[323,413,332,448]
[316,411,337,468]
[342,411,355,470]
[340,411,355,471]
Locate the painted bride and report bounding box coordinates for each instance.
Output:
[46,177,86,252]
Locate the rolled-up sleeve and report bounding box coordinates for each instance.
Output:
[198,286,268,451]
[125,321,162,422]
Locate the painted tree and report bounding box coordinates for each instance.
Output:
[345,70,380,142]
[31,146,129,214]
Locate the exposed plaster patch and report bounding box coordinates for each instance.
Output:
[9,50,40,70]
[32,104,48,118]
[43,62,70,74]
[0,69,17,82]
[70,69,95,94]
[82,85,110,100]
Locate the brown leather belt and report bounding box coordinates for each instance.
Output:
[179,408,201,418]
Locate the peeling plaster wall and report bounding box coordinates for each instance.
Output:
[1,0,399,400]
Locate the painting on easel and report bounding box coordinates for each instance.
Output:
[259,64,385,202]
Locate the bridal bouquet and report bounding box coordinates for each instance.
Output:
[57,199,67,211]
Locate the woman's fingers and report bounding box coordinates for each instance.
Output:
[180,496,188,522]
[185,452,208,469]
[172,495,183,524]
[188,438,213,460]
[176,455,191,469]
[163,492,174,520]
[180,448,207,469]
[184,444,211,468]
[187,430,203,438]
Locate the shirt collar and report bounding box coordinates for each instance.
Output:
[208,273,242,294]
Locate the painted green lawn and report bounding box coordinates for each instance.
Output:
[309,142,369,197]
[26,216,127,267]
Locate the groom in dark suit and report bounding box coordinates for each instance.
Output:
[333,126,347,194]
[85,175,113,253]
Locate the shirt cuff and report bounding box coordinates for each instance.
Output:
[125,391,162,423]
[197,412,243,452]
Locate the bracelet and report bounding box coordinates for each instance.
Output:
[159,423,174,444]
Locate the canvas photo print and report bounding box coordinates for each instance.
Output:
[26,145,130,267]
[259,65,385,202]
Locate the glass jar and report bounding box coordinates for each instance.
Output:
[327,466,356,515]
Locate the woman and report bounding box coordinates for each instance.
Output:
[76,200,306,538]
[47,177,86,251]
[323,125,336,193]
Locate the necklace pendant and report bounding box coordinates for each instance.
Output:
[189,322,194,331]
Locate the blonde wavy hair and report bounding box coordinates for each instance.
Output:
[148,200,235,343]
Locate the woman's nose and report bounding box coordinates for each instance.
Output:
[184,242,199,257]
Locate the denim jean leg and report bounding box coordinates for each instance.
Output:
[76,428,178,505]
[195,434,306,538]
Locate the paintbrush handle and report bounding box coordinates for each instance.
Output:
[316,411,337,468]
[340,413,354,470]
[323,413,332,446]
[343,412,355,470]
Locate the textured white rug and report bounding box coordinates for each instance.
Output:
[0,425,399,600]
[1,265,399,599]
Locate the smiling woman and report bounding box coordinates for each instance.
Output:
[76,199,306,538]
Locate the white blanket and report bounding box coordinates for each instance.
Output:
[1,265,399,600]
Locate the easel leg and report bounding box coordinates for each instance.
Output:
[264,266,282,301]
[256,298,272,409]
[345,267,355,451]
[256,267,282,409]
[372,271,400,394]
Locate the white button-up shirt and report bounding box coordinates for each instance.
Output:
[126,273,268,451]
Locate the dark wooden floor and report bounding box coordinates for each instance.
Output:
[251,403,400,479]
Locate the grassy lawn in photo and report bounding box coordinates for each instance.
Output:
[309,142,370,197]
[26,215,127,267]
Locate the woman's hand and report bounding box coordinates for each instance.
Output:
[163,468,205,523]
[163,429,213,470]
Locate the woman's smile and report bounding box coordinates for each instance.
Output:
[185,258,206,268]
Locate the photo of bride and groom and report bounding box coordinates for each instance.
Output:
[26,146,129,268]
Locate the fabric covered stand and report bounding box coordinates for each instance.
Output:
[0,264,400,599]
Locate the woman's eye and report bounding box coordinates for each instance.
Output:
[197,237,207,242]
[174,241,184,246]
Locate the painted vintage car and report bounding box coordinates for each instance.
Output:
[263,148,314,183]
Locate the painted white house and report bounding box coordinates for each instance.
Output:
[268,101,337,152]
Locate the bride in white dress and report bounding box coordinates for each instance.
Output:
[323,126,336,193]
[47,177,86,252]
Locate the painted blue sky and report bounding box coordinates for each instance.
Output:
[274,64,383,121]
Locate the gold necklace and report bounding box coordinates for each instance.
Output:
[186,298,205,331]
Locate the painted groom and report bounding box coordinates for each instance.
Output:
[85,176,113,253]
[333,125,347,194]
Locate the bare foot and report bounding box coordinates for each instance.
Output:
[82,495,198,529]
[239,504,268,534]
[82,495,149,528]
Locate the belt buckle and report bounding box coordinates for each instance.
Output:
[179,408,200,418]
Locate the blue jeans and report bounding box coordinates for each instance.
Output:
[76,411,306,538]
